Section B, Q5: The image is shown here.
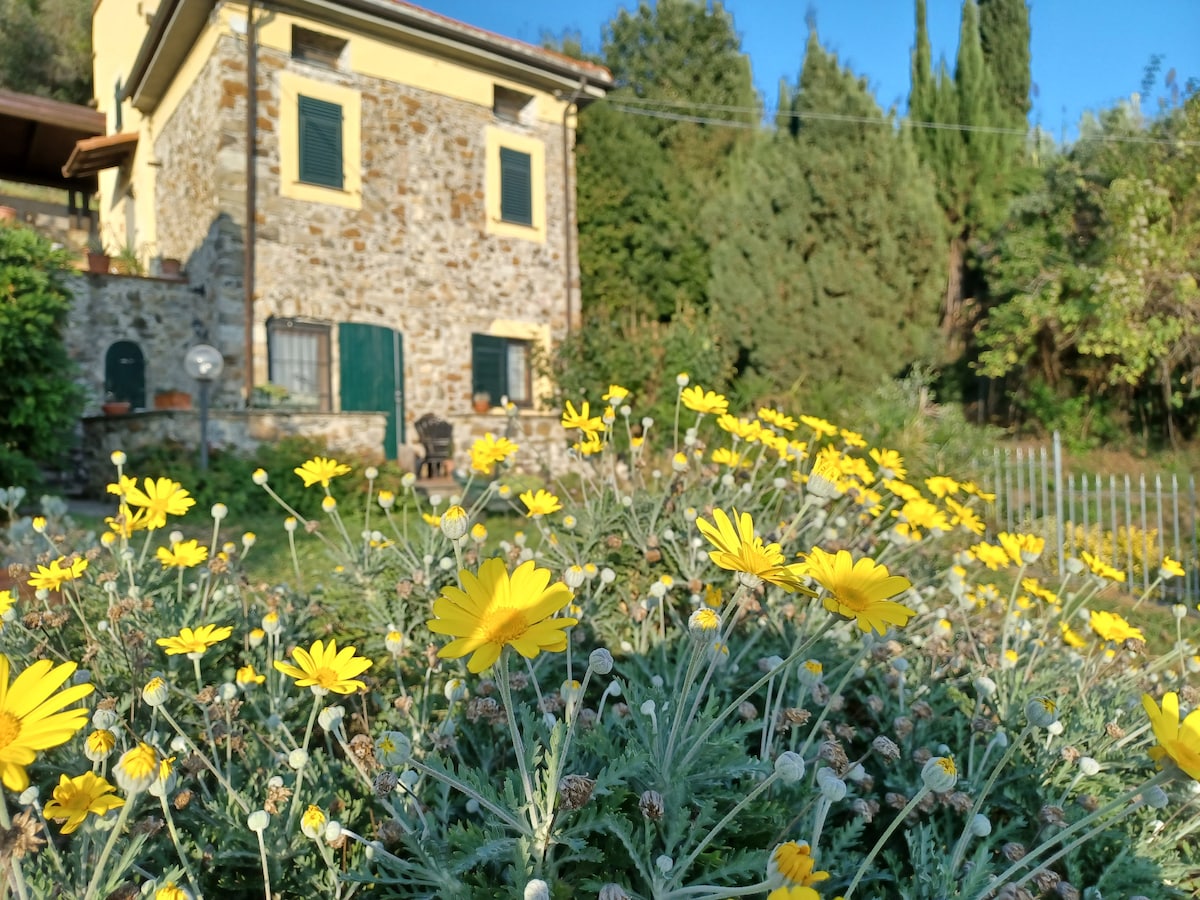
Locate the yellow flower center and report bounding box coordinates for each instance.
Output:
[832,585,871,612]
[483,608,528,646]
[312,667,343,689]
[0,711,21,751]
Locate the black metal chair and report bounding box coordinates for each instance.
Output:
[414,414,454,477]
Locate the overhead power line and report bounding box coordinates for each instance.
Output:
[603,96,1200,148]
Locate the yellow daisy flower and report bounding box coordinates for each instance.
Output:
[680,386,729,416]
[561,400,603,437]
[770,840,830,886]
[924,475,960,498]
[1059,621,1088,648]
[998,532,1045,565]
[798,415,838,439]
[800,548,915,635]
[293,456,351,489]
[1089,609,1144,643]
[470,433,519,475]
[520,489,563,518]
[1161,556,1185,578]
[156,624,234,657]
[711,447,742,468]
[945,498,986,536]
[27,557,88,592]
[968,541,1011,572]
[602,384,630,405]
[1142,692,1200,781]
[274,639,373,695]
[695,508,815,595]
[1079,551,1126,582]
[0,655,94,791]
[869,447,907,480]
[123,477,195,529]
[427,558,576,673]
[758,407,797,432]
[156,539,209,569]
[42,771,124,834]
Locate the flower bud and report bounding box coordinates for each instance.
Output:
[1078,757,1101,777]
[444,678,468,703]
[816,766,847,801]
[252,468,268,485]
[321,496,337,513]
[93,708,119,730]
[774,751,805,784]
[564,565,586,590]
[440,505,469,541]
[318,705,345,733]
[655,855,673,874]
[111,450,127,466]
[300,805,326,839]
[969,814,992,837]
[588,648,614,675]
[688,608,721,638]
[376,731,412,766]
[142,676,169,708]
[211,503,228,521]
[524,879,550,900]
[921,756,958,792]
[1144,785,1170,809]
[288,748,309,770]
[1025,696,1059,728]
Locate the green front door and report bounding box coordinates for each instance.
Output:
[105,340,145,408]
[338,323,404,458]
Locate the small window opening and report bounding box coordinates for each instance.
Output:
[493,85,534,124]
[291,25,348,69]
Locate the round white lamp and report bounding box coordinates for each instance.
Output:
[184,344,224,470]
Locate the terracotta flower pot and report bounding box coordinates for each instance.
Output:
[160,258,182,278]
[102,401,132,416]
[87,251,111,274]
[154,390,192,410]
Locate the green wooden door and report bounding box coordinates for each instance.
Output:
[338,323,404,458]
[104,340,145,408]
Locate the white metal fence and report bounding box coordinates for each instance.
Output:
[973,433,1198,603]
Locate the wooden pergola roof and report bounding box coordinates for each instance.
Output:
[0,89,106,191]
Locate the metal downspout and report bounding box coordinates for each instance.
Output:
[244,0,258,405]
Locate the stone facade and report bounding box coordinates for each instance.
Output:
[140,26,579,472]
[64,272,215,415]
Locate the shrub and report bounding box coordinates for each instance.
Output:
[0,222,84,480]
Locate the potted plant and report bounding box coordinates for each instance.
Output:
[154,388,192,410]
[472,391,492,413]
[86,235,110,274]
[159,257,183,278]
[112,241,145,276]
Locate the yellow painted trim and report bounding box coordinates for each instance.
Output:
[485,126,545,243]
[277,71,362,209]
[252,8,571,125]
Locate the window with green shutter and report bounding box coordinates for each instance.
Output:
[298,95,344,189]
[499,147,532,226]
[472,334,531,407]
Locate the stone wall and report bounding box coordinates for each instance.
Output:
[65,273,208,415]
[79,409,387,493]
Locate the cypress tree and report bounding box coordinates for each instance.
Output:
[978,0,1031,128]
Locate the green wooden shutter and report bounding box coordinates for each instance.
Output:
[298,95,344,189]
[499,147,532,225]
[472,334,508,403]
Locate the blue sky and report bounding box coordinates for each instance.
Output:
[419,0,1199,139]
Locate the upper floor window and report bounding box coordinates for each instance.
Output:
[292,26,347,69]
[298,95,344,190]
[498,147,532,227]
[493,85,533,125]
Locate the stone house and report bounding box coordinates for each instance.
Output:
[76,0,611,470]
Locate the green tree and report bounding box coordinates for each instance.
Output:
[978,0,1031,128]
[975,92,1200,444]
[0,222,84,484]
[708,32,947,410]
[0,0,92,104]
[577,0,758,323]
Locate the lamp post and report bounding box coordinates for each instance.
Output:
[184,344,224,471]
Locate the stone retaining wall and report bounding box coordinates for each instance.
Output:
[79,410,387,493]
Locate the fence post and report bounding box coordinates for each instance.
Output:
[1053,431,1064,576]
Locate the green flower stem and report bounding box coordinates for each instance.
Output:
[665,879,772,899]
[497,651,540,832]
[947,724,1035,882]
[158,792,203,899]
[406,759,525,833]
[286,693,324,832]
[0,796,29,900]
[158,706,250,813]
[976,769,1173,898]
[287,527,304,591]
[681,617,834,771]
[83,789,139,900]
[663,637,707,765]
[843,784,932,899]
[254,829,273,900]
[670,769,780,887]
